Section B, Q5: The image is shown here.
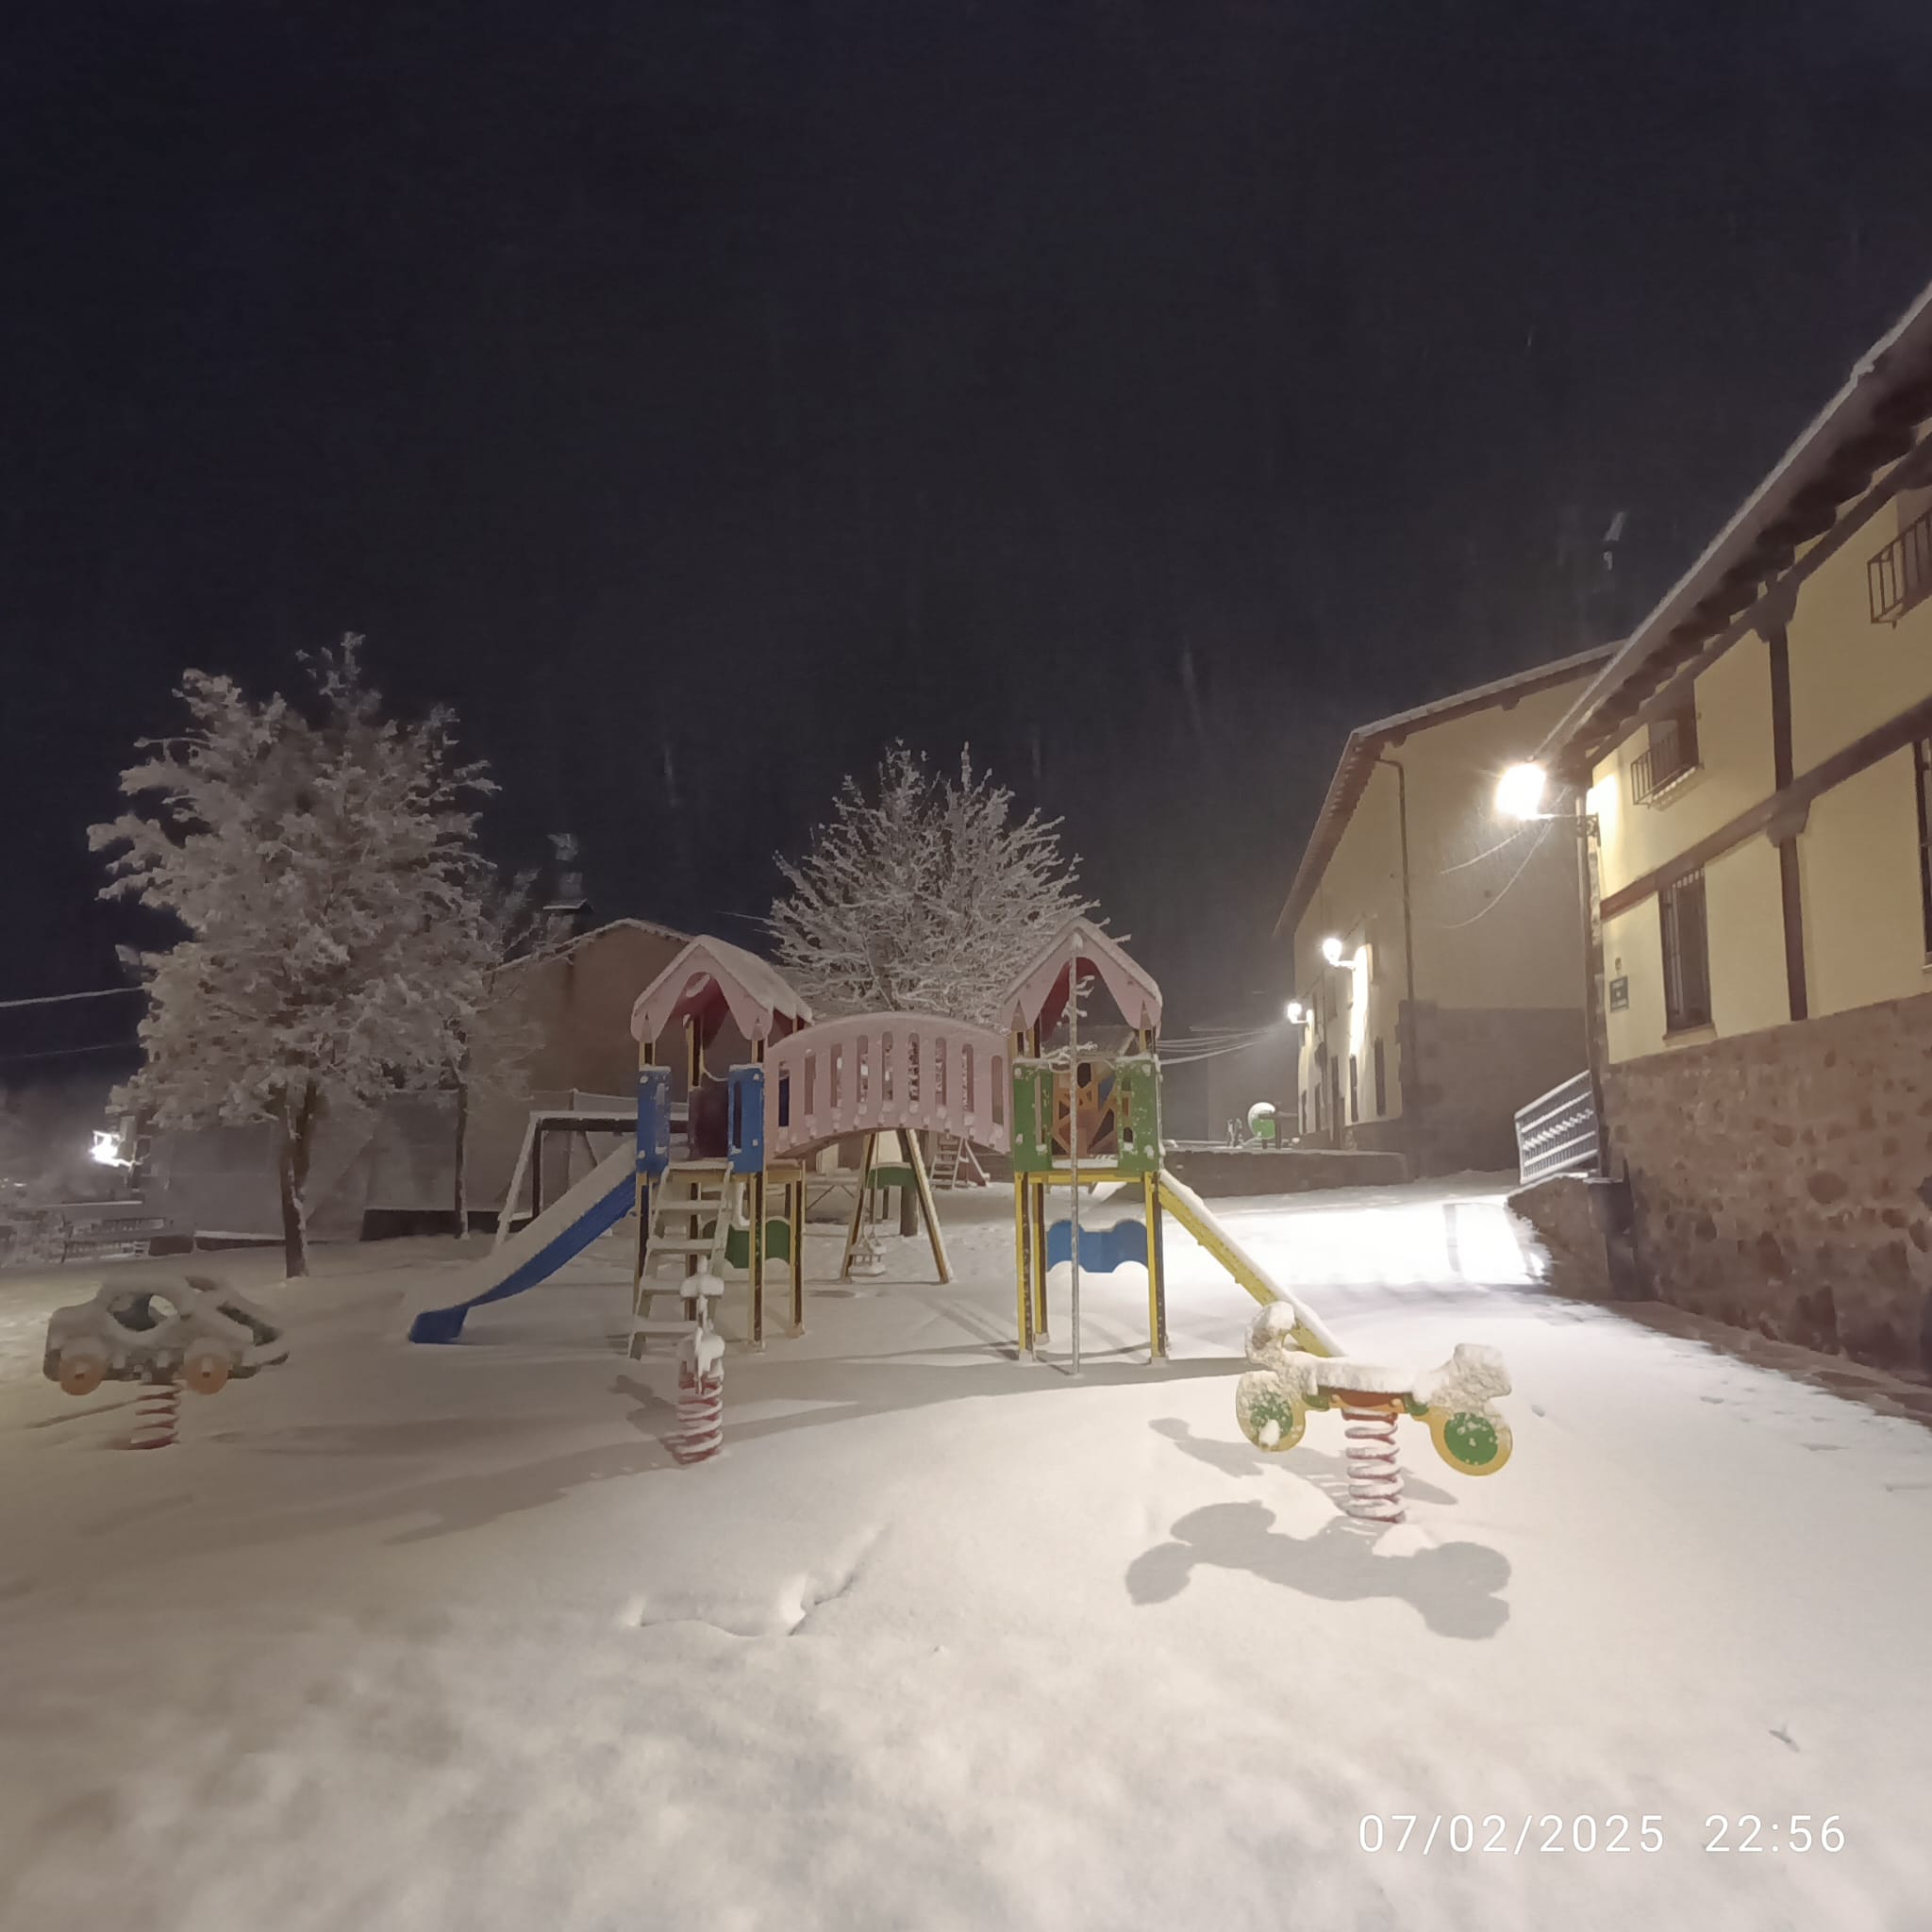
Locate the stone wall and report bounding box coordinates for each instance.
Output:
[1604,988,1932,1374]
[1164,1146,1407,1197]
[1506,1174,1625,1299]
[1401,1002,1589,1177]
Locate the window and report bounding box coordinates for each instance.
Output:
[1348,1054,1359,1124]
[1299,1090,1307,1137]
[1329,1060,1341,1136]
[1659,869,1712,1031]
[1373,1038,1387,1117]
[1631,698,1701,805]
[1916,739,1932,954]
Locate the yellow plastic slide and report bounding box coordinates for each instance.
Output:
[1155,1170,1342,1357]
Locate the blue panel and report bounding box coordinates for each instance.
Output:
[1044,1216,1148,1274]
[727,1064,766,1174]
[636,1065,673,1179]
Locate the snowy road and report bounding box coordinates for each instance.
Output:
[1,1181,1928,1932]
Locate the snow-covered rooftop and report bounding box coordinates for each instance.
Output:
[629,936,814,1047]
[999,917,1162,1037]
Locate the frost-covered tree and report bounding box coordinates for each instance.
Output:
[430,866,544,1237]
[90,639,493,1275]
[769,744,1097,1024]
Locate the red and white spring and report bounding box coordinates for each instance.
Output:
[1339,1399,1405,1524]
[673,1367,724,1464]
[126,1382,181,1452]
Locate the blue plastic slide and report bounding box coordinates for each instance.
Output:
[406,1146,636,1343]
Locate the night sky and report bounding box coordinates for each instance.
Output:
[5,1,1932,1083]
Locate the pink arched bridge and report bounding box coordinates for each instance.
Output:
[761,1012,1010,1160]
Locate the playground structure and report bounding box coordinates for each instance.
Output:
[399,912,1511,1520]
[405,935,1012,1350]
[629,940,1012,1352]
[1001,921,1334,1364]
[999,919,1512,1518]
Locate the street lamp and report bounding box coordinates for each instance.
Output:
[1320,934,1345,965]
[1495,761,1549,822]
[1284,1000,1305,1024]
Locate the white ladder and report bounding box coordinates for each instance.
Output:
[632,1161,744,1345]
[933,1132,988,1189]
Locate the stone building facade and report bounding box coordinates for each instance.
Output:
[1602,990,1932,1371]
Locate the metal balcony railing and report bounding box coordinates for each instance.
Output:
[1513,1070,1600,1188]
[1629,712,1700,806]
[1869,503,1932,625]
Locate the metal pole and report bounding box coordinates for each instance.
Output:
[1066,948,1082,1379]
[1376,754,1417,1012]
[1575,798,1611,1174]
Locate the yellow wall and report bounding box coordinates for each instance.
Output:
[1398,689,1592,1010]
[1290,668,1598,1128]
[1591,464,1932,1067]
[1789,481,1932,772]
[1801,748,1927,1020]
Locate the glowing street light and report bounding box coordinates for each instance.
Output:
[90,1129,127,1168]
[1284,1000,1306,1024]
[1495,761,1549,822]
[1320,934,1345,965]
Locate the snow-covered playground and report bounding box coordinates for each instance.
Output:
[3,1178,1930,1932]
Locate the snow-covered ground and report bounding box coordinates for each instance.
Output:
[2,1180,1929,1932]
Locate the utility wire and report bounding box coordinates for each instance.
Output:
[0,1041,137,1066]
[0,986,141,1012]
[1422,818,1555,930]
[1433,824,1532,876]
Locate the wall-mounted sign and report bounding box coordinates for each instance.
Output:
[1607,975,1629,1011]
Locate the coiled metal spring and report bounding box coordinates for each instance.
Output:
[673,1367,724,1464]
[1339,1397,1405,1524]
[126,1382,181,1452]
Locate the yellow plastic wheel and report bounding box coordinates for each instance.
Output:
[1428,1407,1513,1475]
[58,1353,107,1397]
[182,1348,231,1395]
[1235,1372,1308,1453]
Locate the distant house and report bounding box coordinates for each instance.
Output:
[1531,275,1932,1371]
[143,913,697,1241]
[1275,647,1612,1175]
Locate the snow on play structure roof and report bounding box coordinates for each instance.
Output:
[999,917,1162,1036]
[629,937,814,1046]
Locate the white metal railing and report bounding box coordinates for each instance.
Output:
[1514,1070,1600,1187]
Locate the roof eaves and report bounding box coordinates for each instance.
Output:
[1536,275,1932,775]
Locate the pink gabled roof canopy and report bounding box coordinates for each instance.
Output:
[999,918,1162,1037]
[629,937,814,1048]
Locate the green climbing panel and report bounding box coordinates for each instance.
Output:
[1112,1055,1162,1175]
[724,1219,794,1270]
[1009,1061,1054,1174]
